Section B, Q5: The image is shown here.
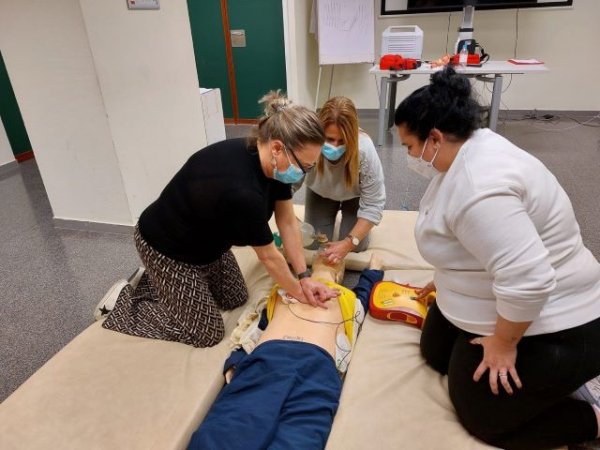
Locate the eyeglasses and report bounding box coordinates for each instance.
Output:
[285,146,316,174]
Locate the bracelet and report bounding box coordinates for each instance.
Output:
[296,269,312,280]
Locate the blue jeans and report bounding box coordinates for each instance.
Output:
[189,269,383,450]
[188,340,341,450]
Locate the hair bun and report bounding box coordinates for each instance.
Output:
[258,90,292,117]
[431,66,471,99]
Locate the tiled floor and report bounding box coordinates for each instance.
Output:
[1,114,599,402]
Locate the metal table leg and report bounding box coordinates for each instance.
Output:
[388,80,397,129]
[476,74,503,131]
[489,74,503,131]
[377,76,389,147]
[377,74,410,147]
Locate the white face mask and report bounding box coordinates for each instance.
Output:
[406,139,441,180]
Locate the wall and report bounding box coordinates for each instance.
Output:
[0,0,132,225]
[282,0,298,102]
[0,120,14,167]
[79,0,206,218]
[292,0,320,108]
[0,0,207,225]
[1,0,594,225]
[295,0,600,111]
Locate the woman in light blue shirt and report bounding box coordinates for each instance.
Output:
[304,96,385,264]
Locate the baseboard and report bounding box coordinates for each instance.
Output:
[53,218,134,235]
[0,160,18,177]
[357,108,600,121]
[224,118,258,125]
[498,110,600,120]
[357,109,379,119]
[15,151,34,163]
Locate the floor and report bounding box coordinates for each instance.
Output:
[1,114,599,402]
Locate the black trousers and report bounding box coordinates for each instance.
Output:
[304,187,369,252]
[421,302,600,450]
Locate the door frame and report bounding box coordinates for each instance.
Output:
[282,0,299,103]
[219,0,297,124]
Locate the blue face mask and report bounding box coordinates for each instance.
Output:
[273,148,305,184]
[322,142,346,161]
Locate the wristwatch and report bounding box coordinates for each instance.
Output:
[297,269,312,280]
[346,234,360,247]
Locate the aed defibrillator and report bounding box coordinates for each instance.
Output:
[369,281,434,329]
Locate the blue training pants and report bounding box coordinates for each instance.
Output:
[188,340,342,450]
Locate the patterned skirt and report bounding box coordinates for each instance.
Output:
[102,225,248,347]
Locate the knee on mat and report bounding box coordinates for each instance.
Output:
[450,396,511,445]
[419,343,450,376]
[190,318,226,348]
[195,328,225,348]
[215,291,248,311]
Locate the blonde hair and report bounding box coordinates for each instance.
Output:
[250,90,324,152]
[318,96,360,188]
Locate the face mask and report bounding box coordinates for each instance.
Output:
[322,142,346,161]
[273,148,305,184]
[406,139,441,180]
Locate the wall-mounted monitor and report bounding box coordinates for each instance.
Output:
[381,0,573,16]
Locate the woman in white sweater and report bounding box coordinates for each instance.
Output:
[394,67,600,449]
[303,96,385,265]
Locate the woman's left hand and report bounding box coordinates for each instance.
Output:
[322,240,353,265]
[471,335,523,395]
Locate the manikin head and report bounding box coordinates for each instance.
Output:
[311,253,345,285]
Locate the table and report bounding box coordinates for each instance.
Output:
[369,61,549,146]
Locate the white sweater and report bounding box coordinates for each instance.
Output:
[415,128,600,336]
[305,133,386,225]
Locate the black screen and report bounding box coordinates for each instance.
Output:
[382,0,573,15]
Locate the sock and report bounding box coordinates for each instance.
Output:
[572,375,600,408]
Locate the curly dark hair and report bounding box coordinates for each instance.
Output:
[394,66,481,141]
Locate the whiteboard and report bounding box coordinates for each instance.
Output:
[316,0,375,65]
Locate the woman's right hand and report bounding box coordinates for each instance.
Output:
[299,278,339,308]
[415,281,436,305]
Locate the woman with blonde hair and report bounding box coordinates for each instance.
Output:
[304,96,385,264]
[99,91,338,348]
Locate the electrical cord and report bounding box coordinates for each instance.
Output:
[500,111,600,131]
[284,301,356,328]
[527,114,600,131]
[483,74,513,95]
[284,301,362,371]
[562,114,600,127]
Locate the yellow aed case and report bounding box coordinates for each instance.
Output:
[368,281,433,328]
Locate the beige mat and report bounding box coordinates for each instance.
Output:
[0,247,272,450]
[326,270,495,450]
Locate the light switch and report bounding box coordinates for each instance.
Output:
[127,0,160,10]
[231,30,246,48]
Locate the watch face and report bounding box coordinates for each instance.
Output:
[351,236,360,246]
